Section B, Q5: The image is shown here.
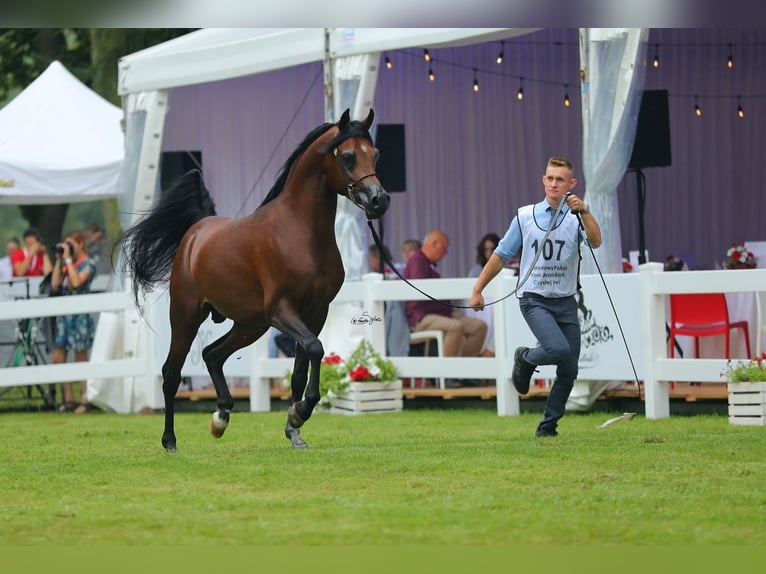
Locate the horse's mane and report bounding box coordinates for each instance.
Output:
[258,118,373,208]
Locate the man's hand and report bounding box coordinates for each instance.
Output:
[469,292,485,312]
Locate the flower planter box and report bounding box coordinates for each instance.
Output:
[330,380,403,415]
[727,382,766,426]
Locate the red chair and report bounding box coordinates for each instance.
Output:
[668,293,751,359]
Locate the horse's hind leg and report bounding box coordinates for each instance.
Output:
[161,306,206,453]
[202,323,266,439]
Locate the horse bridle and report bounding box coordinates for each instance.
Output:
[332,146,378,197]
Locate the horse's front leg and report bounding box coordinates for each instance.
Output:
[285,341,324,448]
[285,346,310,448]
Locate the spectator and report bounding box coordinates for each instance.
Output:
[467,233,500,278]
[85,222,109,275]
[12,227,52,277]
[465,232,501,357]
[404,229,487,386]
[368,243,397,279]
[0,237,20,279]
[50,230,98,413]
[401,239,421,263]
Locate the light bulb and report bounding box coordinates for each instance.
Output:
[424,49,430,62]
[385,56,392,70]
[428,68,435,82]
[564,93,570,107]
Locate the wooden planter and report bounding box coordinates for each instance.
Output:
[329,380,403,415]
[727,382,766,426]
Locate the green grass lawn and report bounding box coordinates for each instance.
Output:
[0,409,764,546]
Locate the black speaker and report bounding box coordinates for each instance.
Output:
[160,151,202,191]
[628,89,671,170]
[375,124,406,192]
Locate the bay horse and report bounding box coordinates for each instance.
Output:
[116,109,389,452]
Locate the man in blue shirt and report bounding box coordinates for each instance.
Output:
[469,157,601,437]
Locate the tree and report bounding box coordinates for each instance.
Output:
[0,29,193,256]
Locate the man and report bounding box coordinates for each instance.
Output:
[12,227,52,277]
[470,157,601,437]
[404,229,487,386]
[0,237,20,279]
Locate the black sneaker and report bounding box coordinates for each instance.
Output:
[535,428,559,438]
[511,346,536,395]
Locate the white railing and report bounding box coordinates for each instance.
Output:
[639,262,766,419]
[247,271,519,415]
[2,264,763,419]
[0,290,149,388]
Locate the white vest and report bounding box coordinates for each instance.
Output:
[516,204,581,298]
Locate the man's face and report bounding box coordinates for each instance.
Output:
[5,242,17,256]
[542,165,575,202]
[23,236,39,251]
[431,236,449,263]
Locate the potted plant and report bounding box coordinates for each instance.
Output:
[723,354,766,425]
[286,339,400,414]
[323,340,401,415]
[725,242,757,269]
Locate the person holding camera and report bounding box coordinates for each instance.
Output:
[11,227,53,277]
[51,231,98,413]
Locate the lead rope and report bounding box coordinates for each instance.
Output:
[366,199,568,310]
[568,207,642,401]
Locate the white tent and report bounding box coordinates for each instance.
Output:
[0,60,125,205]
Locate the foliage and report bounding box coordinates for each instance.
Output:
[723,353,766,383]
[287,339,397,401]
[725,242,756,269]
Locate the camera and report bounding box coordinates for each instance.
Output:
[56,241,75,257]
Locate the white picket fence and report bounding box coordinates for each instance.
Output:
[0,290,148,388]
[1,264,763,418]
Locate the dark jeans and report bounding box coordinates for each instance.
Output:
[519,295,580,432]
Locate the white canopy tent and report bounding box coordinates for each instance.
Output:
[0,60,125,205]
[103,28,646,414]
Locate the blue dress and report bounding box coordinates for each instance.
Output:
[53,257,97,352]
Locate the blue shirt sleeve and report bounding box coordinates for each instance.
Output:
[495,215,521,264]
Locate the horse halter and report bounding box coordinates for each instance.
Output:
[332,146,378,195]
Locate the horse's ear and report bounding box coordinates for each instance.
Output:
[363,108,374,128]
[338,109,351,131]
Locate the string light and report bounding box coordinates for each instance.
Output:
[384,54,392,70]
[428,65,435,82]
[424,49,431,62]
[563,84,570,107]
[737,96,744,118]
[694,95,702,117]
[652,44,660,68]
[727,43,733,68]
[517,77,524,100]
[496,41,504,65]
[472,68,479,92]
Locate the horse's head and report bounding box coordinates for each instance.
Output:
[329,109,390,220]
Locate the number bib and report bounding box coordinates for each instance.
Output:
[516,204,581,298]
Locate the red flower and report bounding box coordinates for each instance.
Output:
[349,365,371,381]
[323,353,343,365]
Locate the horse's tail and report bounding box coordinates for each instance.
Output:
[115,169,217,306]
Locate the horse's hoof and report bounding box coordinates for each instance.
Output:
[287,404,305,429]
[162,437,178,453]
[210,410,229,439]
[285,424,308,449]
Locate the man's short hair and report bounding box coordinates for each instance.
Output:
[547,157,574,175]
[22,227,41,241]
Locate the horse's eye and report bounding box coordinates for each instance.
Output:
[340,149,356,169]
